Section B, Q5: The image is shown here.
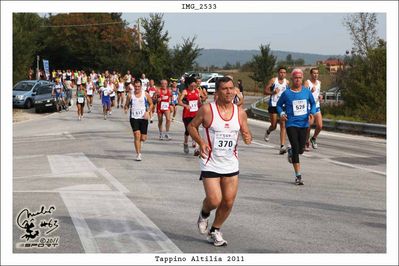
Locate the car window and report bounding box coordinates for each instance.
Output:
[209,78,216,83]
[13,82,34,91]
[37,85,53,95]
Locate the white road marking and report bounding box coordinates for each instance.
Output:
[251,140,275,148]
[48,153,97,174]
[251,137,385,176]
[13,132,75,144]
[14,171,98,179]
[13,154,46,159]
[45,153,181,253]
[323,158,386,176]
[60,190,182,253]
[97,168,130,193]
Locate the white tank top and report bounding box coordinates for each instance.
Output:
[307,79,321,108]
[200,102,240,174]
[270,78,288,107]
[130,93,147,119]
[86,82,93,95]
[118,82,125,92]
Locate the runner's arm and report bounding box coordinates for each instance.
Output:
[187,105,211,159]
[264,78,274,95]
[178,90,189,109]
[239,108,252,144]
[124,93,131,113]
[145,93,154,112]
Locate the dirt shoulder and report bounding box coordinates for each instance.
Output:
[13,108,52,123]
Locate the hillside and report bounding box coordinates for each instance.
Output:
[195,49,340,67]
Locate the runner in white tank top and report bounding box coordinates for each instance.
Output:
[200,102,240,174]
[124,79,153,161]
[304,68,323,150]
[187,76,252,247]
[263,67,290,154]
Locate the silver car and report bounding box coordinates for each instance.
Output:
[13,80,53,108]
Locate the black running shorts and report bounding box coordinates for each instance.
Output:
[199,171,239,180]
[130,118,149,134]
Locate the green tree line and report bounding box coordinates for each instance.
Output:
[13,13,202,84]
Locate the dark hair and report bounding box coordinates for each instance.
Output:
[310,68,319,74]
[185,76,196,87]
[134,79,142,85]
[215,76,233,91]
[277,66,287,72]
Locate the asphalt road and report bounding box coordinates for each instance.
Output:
[12,94,386,255]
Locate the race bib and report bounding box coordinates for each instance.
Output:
[293,99,307,116]
[87,89,93,95]
[77,97,84,103]
[131,108,145,119]
[213,132,236,156]
[149,91,155,97]
[189,100,198,112]
[160,101,169,110]
[172,94,178,102]
[103,90,108,96]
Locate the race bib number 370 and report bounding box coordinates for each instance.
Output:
[292,99,307,116]
[213,132,236,156]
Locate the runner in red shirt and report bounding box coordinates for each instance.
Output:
[179,76,202,155]
[157,79,172,140]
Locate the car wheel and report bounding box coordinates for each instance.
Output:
[25,99,33,109]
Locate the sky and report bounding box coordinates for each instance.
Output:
[122,13,386,55]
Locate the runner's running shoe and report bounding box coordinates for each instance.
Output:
[197,212,209,235]
[310,137,318,149]
[264,130,270,142]
[183,144,189,154]
[279,145,287,154]
[295,175,304,185]
[304,141,310,152]
[207,230,227,247]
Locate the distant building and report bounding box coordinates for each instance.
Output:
[317,58,344,73]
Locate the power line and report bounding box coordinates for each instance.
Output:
[40,21,124,28]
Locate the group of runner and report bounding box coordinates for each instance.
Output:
[50,67,321,247]
[264,66,323,185]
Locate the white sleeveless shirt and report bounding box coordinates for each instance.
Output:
[307,79,321,108]
[130,93,147,119]
[270,78,288,107]
[200,102,240,174]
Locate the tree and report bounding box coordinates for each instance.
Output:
[343,13,379,56]
[140,13,171,81]
[170,36,202,78]
[337,39,386,123]
[249,44,277,87]
[38,13,137,72]
[13,13,44,83]
[294,58,305,66]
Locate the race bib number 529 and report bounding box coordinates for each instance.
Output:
[292,99,307,116]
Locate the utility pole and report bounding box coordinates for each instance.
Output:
[36,55,40,80]
[137,18,142,50]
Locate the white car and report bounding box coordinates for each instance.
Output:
[200,73,224,94]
